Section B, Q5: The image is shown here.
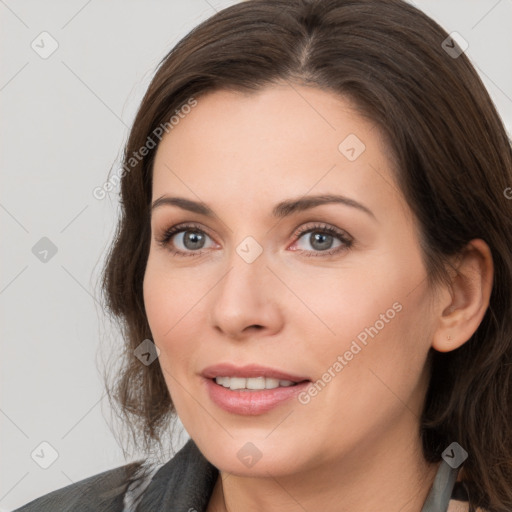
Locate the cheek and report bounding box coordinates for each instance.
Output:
[143,252,199,340]
[290,247,433,397]
[142,253,214,383]
[143,264,174,340]
[143,261,192,403]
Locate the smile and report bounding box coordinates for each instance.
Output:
[214,376,298,390]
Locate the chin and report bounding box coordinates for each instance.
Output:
[197,437,311,477]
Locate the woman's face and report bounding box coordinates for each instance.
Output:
[143,83,440,477]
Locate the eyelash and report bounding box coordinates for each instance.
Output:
[156,222,353,258]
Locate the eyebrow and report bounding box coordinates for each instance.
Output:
[151,194,376,220]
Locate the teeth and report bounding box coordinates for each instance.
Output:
[246,377,266,390]
[230,377,249,390]
[214,376,297,390]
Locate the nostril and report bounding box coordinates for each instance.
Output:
[245,324,263,331]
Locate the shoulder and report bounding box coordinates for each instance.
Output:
[12,439,218,512]
[12,459,145,512]
[136,439,219,511]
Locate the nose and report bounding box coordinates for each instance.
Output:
[209,248,284,340]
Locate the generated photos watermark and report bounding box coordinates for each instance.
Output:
[298,301,403,405]
[93,96,198,200]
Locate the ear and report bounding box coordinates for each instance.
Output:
[431,239,494,353]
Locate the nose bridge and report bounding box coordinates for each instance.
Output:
[210,235,283,336]
[217,239,269,310]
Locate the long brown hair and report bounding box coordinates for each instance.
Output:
[100,0,512,509]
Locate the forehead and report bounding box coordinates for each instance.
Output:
[155,84,369,157]
[151,84,408,222]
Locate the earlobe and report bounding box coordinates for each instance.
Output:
[431,238,494,353]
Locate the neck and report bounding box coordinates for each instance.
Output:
[207,415,440,512]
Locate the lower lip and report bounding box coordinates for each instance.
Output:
[204,378,311,415]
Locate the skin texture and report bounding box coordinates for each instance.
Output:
[143,83,493,512]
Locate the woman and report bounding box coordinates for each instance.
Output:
[15,0,512,511]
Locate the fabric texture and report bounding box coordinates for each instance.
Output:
[13,438,472,512]
[122,459,165,512]
[421,459,461,512]
[13,459,144,512]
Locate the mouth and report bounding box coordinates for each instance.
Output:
[211,376,309,391]
[201,363,311,414]
[201,363,310,387]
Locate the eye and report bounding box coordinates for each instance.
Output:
[156,223,216,257]
[156,222,353,258]
[290,223,353,257]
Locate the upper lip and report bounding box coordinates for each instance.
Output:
[201,363,310,383]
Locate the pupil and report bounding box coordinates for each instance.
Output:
[311,232,332,251]
[184,231,204,250]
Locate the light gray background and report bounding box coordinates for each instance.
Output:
[1,1,511,510]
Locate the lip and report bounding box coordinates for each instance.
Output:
[201,363,311,415]
[204,378,311,415]
[201,363,309,383]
